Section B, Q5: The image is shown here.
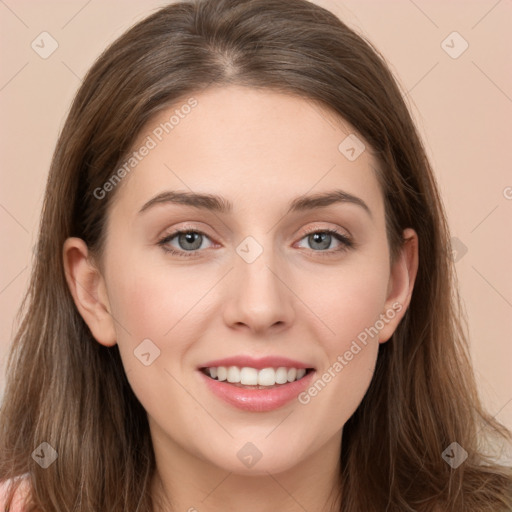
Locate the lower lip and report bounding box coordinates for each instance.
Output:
[198,369,316,412]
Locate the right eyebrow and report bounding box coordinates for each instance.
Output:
[138,190,232,215]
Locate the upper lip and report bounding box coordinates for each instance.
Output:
[198,355,315,370]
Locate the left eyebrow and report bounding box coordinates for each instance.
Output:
[287,189,372,219]
[138,188,372,219]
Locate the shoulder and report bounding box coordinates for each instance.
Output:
[0,475,32,512]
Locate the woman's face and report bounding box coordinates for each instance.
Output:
[65,85,417,476]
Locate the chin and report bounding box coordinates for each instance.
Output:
[202,440,309,476]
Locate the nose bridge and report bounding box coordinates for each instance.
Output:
[236,233,283,301]
[223,232,294,331]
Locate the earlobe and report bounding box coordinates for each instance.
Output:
[62,237,117,347]
[379,228,419,343]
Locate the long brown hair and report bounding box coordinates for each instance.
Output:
[1,0,511,510]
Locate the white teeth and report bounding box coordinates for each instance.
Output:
[258,368,276,386]
[240,367,258,385]
[226,366,240,383]
[275,367,288,384]
[204,366,310,385]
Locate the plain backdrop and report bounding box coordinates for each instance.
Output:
[1,0,511,435]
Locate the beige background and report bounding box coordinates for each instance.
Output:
[1,0,511,433]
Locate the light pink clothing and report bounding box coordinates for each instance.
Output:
[0,476,31,512]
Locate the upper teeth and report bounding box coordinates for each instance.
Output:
[205,366,308,386]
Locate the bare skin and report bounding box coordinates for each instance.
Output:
[63,85,418,511]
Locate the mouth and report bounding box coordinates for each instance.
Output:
[199,366,316,390]
[197,361,317,412]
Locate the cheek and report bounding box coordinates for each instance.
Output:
[106,258,206,341]
[297,280,384,435]
[104,266,197,418]
[104,258,218,390]
[300,260,390,351]
[109,275,172,337]
[294,259,388,421]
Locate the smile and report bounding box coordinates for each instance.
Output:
[200,366,313,388]
[198,365,316,412]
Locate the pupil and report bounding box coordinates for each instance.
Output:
[180,232,201,250]
[311,232,330,250]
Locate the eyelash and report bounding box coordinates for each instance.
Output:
[157,226,354,259]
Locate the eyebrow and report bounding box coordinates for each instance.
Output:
[138,189,372,218]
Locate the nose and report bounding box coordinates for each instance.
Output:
[222,238,295,335]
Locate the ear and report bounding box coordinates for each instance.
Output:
[62,237,117,347]
[378,228,419,344]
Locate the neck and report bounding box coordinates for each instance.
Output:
[149,423,342,512]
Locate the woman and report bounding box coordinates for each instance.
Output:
[1,0,511,510]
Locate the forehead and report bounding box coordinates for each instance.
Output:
[108,85,384,221]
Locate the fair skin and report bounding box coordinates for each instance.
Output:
[63,85,418,511]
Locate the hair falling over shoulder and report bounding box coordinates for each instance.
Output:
[0,0,511,510]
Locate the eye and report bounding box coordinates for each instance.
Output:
[295,227,353,256]
[158,229,214,258]
[157,226,354,258]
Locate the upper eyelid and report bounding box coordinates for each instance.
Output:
[300,224,352,238]
[159,223,350,240]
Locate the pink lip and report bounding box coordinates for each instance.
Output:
[197,369,316,412]
[198,355,314,370]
